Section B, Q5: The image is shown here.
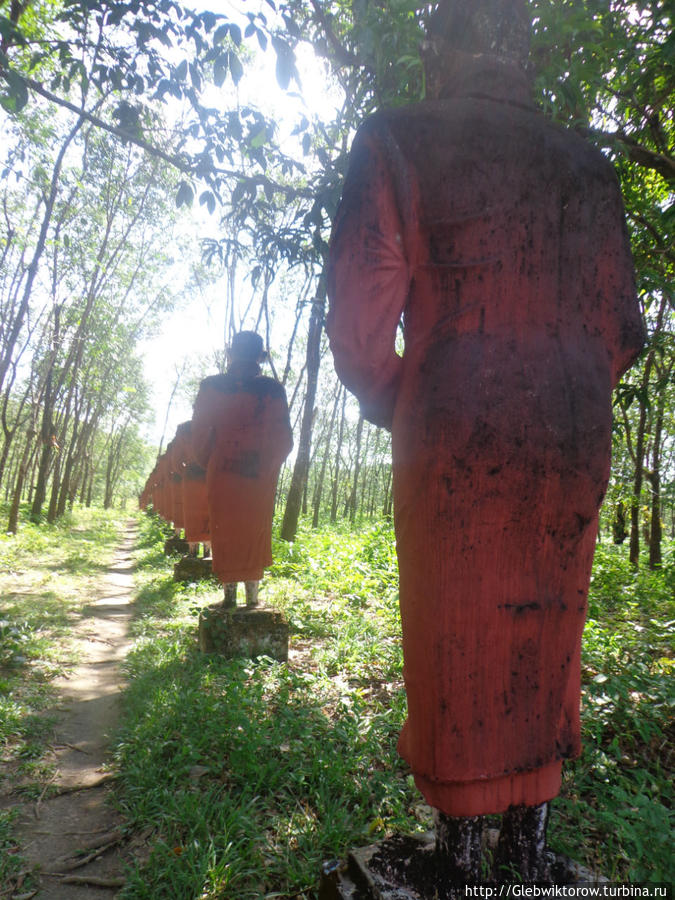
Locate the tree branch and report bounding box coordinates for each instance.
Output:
[583,125,675,185]
[309,0,362,69]
[0,66,194,174]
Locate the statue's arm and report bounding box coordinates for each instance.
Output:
[190,385,216,469]
[326,124,409,431]
[267,387,294,466]
[594,180,646,385]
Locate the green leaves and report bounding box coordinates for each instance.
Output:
[213,49,243,87]
[272,36,297,90]
[0,67,28,113]
[175,181,194,208]
[199,190,216,215]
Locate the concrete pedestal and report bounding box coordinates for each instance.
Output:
[164,535,189,556]
[173,556,213,582]
[198,604,289,661]
[319,831,607,899]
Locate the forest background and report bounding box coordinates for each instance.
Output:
[0,0,672,562]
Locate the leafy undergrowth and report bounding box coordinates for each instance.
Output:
[116,515,673,897]
[0,504,129,885]
[116,515,416,899]
[552,543,674,881]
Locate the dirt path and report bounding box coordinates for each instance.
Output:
[9,522,138,899]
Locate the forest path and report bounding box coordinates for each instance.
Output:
[10,521,138,899]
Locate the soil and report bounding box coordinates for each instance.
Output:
[4,522,140,899]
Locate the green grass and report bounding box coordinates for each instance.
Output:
[550,542,674,881]
[1,507,672,895]
[0,505,127,752]
[114,515,416,899]
[0,504,129,890]
[115,515,673,896]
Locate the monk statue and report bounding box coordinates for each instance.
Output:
[174,420,211,558]
[191,331,293,608]
[165,436,185,538]
[326,0,644,884]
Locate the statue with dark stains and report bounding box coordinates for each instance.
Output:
[327,0,644,883]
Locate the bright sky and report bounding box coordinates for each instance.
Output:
[140,4,342,449]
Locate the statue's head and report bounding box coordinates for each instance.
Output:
[422,0,531,99]
[228,331,265,365]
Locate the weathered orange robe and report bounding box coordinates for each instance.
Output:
[327,57,644,816]
[166,437,184,532]
[174,421,210,544]
[153,453,170,523]
[191,372,292,583]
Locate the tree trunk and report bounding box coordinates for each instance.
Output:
[612,501,628,544]
[628,369,650,567]
[281,290,324,542]
[648,387,666,569]
[347,414,364,523]
[627,295,665,566]
[383,465,393,518]
[330,389,347,523]
[0,118,84,399]
[312,384,341,528]
[47,454,62,523]
[7,431,34,534]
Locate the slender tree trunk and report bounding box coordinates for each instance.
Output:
[648,392,666,569]
[30,411,55,521]
[47,454,62,523]
[627,295,665,566]
[612,501,628,544]
[330,389,347,523]
[281,291,324,542]
[0,118,84,398]
[104,450,115,509]
[383,465,393,518]
[30,308,61,522]
[7,430,35,534]
[4,443,18,500]
[347,414,364,523]
[312,384,341,528]
[0,431,14,489]
[629,369,650,567]
[365,428,383,519]
[357,424,372,523]
[26,437,41,504]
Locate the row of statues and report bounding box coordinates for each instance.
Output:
[141,0,644,887]
[140,331,293,607]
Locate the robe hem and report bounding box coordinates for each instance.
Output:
[213,567,266,583]
[413,760,562,816]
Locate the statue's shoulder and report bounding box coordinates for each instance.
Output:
[199,373,229,393]
[199,372,286,401]
[252,375,287,401]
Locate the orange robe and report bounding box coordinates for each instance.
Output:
[153,453,170,523]
[191,372,292,583]
[166,438,184,531]
[327,58,644,816]
[174,421,210,544]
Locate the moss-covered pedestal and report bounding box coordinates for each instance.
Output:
[173,556,213,582]
[198,604,289,661]
[318,831,607,899]
[163,535,189,556]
